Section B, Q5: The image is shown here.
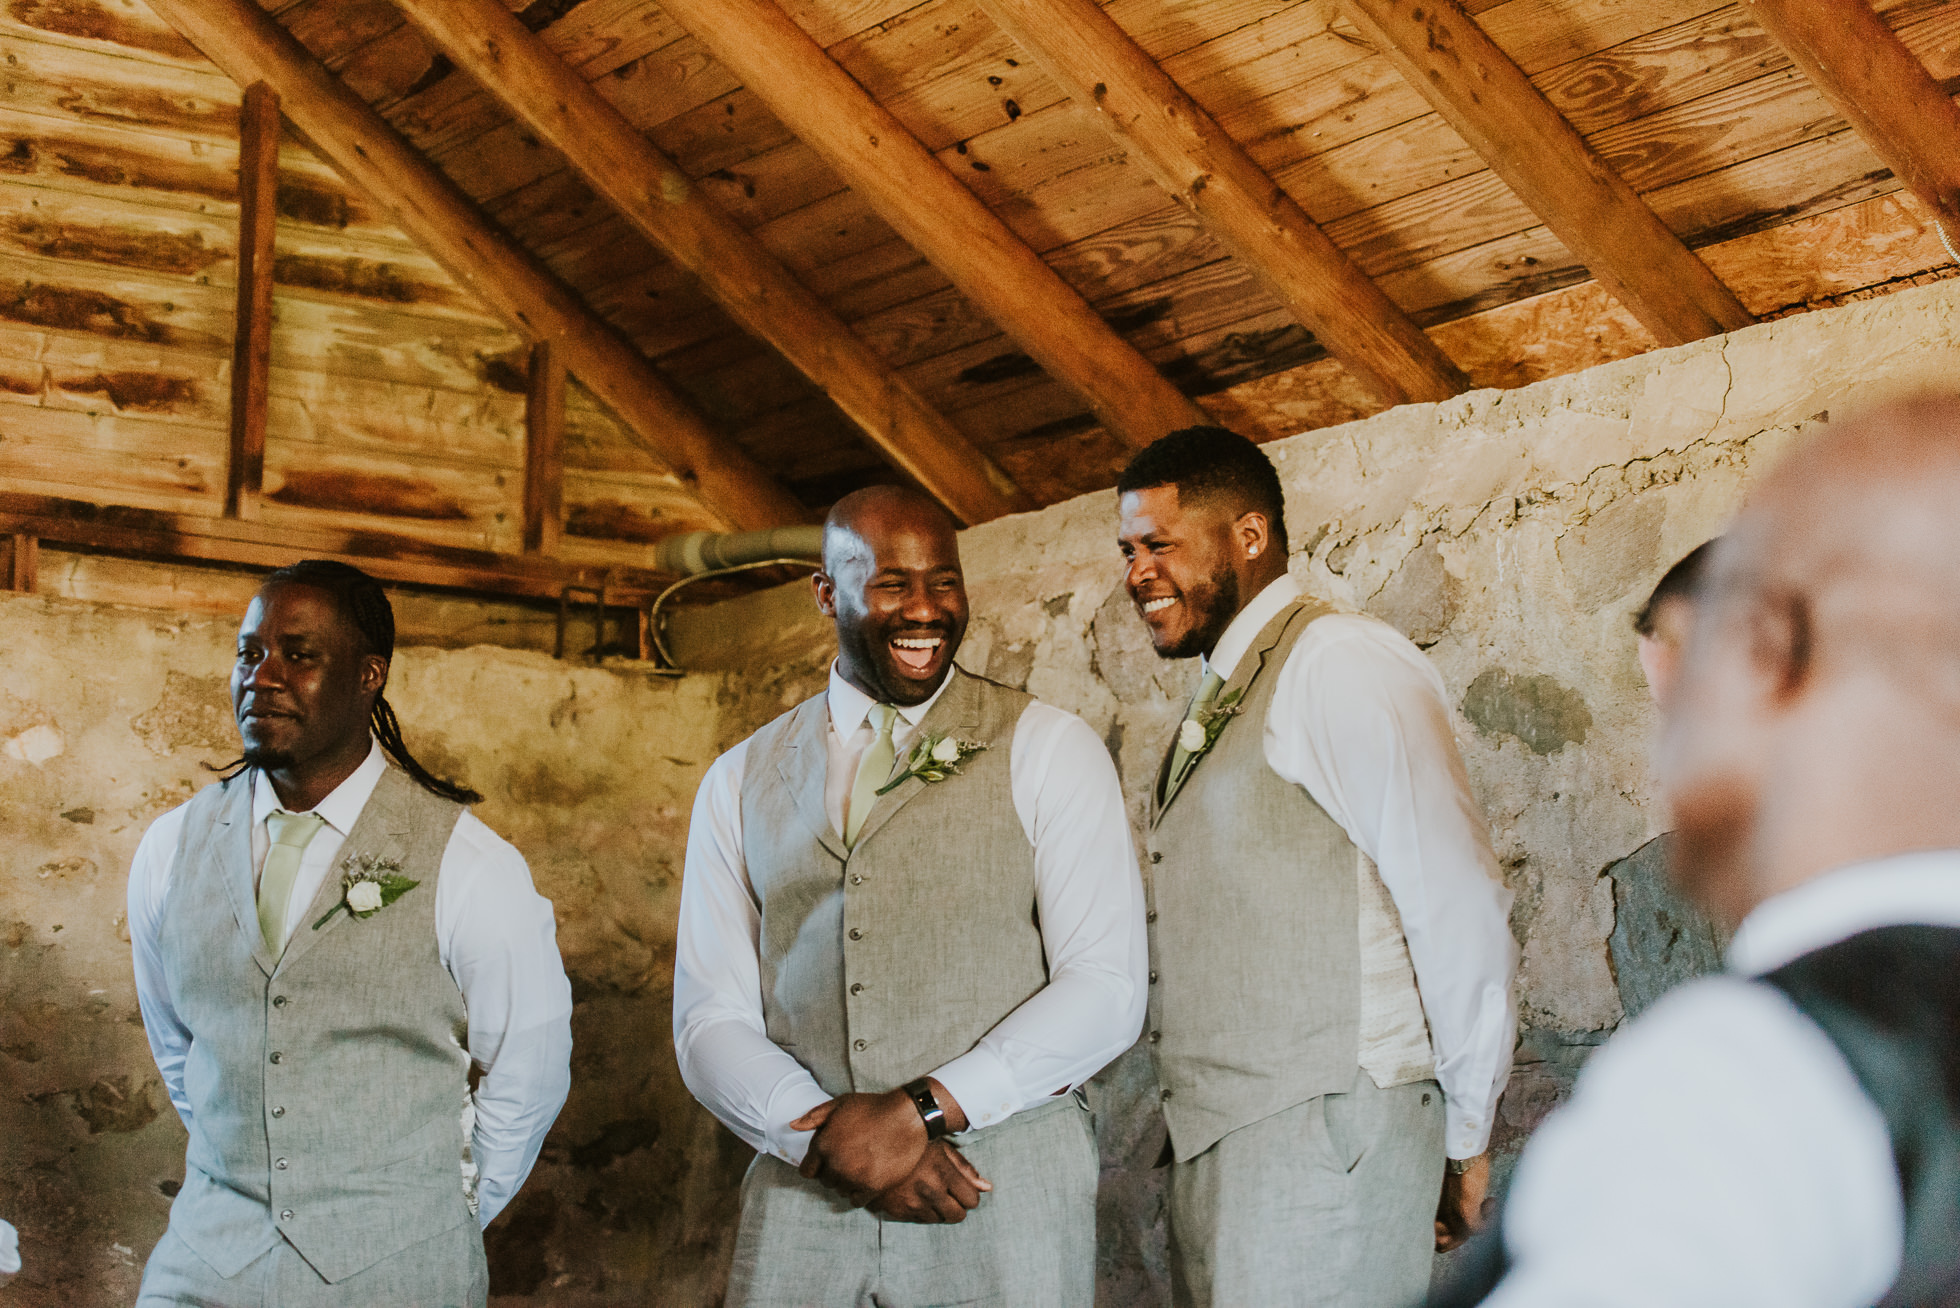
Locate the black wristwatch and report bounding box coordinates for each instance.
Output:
[903,1077,949,1141]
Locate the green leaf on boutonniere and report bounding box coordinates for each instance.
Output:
[877,731,988,795]
[313,853,421,930]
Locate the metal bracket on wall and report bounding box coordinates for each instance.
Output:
[555,573,611,661]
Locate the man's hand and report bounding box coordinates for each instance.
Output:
[1435,1153,1494,1251]
[790,1080,970,1205]
[868,1140,993,1223]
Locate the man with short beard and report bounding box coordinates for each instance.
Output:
[1115,428,1516,1306]
[127,560,572,1307]
[675,485,1146,1306]
[1431,397,1960,1306]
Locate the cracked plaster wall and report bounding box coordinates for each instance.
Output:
[1,278,1957,1306]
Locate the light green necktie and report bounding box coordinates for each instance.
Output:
[844,703,898,848]
[1166,669,1227,798]
[259,810,326,956]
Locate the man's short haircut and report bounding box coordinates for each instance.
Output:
[1116,425,1288,552]
[1633,539,1718,636]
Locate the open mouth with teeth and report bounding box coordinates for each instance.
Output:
[1139,596,1178,616]
[890,634,945,674]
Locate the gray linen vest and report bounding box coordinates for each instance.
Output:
[157,765,474,1284]
[740,668,1045,1096]
[1146,599,1363,1161]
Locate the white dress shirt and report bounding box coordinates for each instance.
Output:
[674,665,1148,1165]
[1486,851,1958,1307]
[127,741,574,1227]
[1206,574,1517,1158]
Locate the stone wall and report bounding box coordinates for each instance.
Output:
[3,277,1957,1306]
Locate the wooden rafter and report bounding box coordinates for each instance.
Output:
[655,0,1209,451]
[977,0,1467,407]
[0,491,664,606]
[144,0,807,532]
[1740,0,1960,256]
[393,0,1031,525]
[522,341,565,556]
[225,80,278,522]
[1342,0,1755,348]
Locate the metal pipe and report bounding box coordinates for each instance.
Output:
[656,526,825,575]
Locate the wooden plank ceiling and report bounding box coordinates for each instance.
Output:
[0,0,1955,604]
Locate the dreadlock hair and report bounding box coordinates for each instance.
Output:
[1116,425,1289,554]
[1633,539,1718,638]
[250,560,483,805]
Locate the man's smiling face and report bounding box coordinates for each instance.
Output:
[816,494,970,707]
[1118,484,1242,661]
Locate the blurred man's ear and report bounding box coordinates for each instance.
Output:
[1747,590,1814,704]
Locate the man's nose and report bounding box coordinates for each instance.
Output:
[1125,552,1157,590]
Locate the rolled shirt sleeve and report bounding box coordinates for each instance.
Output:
[127,805,197,1129]
[1263,613,1518,1158]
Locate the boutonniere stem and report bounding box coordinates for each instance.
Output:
[877,731,988,795]
[313,853,421,929]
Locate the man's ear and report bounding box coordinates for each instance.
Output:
[360,653,389,698]
[812,570,838,618]
[1233,511,1272,561]
[1746,590,1813,703]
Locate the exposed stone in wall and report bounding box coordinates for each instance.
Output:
[2,279,1957,1305]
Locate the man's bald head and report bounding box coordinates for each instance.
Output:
[822,485,959,577]
[814,484,969,706]
[1662,395,1960,924]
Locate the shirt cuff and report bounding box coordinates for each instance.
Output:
[1446,1099,1494,1160]
[762,1080,834,1168]
[931,1048,1027,1133]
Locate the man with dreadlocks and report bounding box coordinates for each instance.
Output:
[126,560,572,1307]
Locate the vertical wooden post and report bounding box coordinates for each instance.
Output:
[523,342,565,555]
[227,81,280,521]
[7,534,38,592]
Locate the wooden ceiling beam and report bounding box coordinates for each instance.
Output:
[0,491,667,606]
[976,0,1467,408]
[226,80,278,522]
[144,0,807,532]
[1342,0,1755,348]
[655,0,1208,451]
[1739,0,1960,257]
[393,0,1030,525]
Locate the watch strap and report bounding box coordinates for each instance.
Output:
[903,1077,949,1141]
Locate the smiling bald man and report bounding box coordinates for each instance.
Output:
[674,486,1147,1307]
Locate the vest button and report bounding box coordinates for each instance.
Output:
[1148,970,1158,983]
[1160,1088,1173,1101]
[1150,851,1162,863]
[848,928,863,941]
[271,1106,285,1118]
[280,1210,294,1222]
[853,1039,867,1051]
[272,995,288,1008]
[275,1158,288,1170]
[1149,1031,1161,1043]
[1146,911,1158,924]
[269,1052,282,1064]
[851,874,864,885]
[850,983,864,995]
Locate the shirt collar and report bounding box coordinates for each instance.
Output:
[1202,573,1303,682]
[251,738,387,836]
[826,663,955,738]
[1726,848,1960,976]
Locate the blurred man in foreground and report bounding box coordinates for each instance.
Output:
[1437,396,1960,1305]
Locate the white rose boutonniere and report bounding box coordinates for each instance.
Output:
[1178,719,1207,753]
[313,853,421,930]
[1176,688,1246,768]
[878,730,988,795]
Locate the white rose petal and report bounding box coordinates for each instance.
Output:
[347,881,384,913]
[1178,719,1207,753]
[931,737,961,764]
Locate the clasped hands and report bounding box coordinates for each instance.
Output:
[790,1080,992,1224]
